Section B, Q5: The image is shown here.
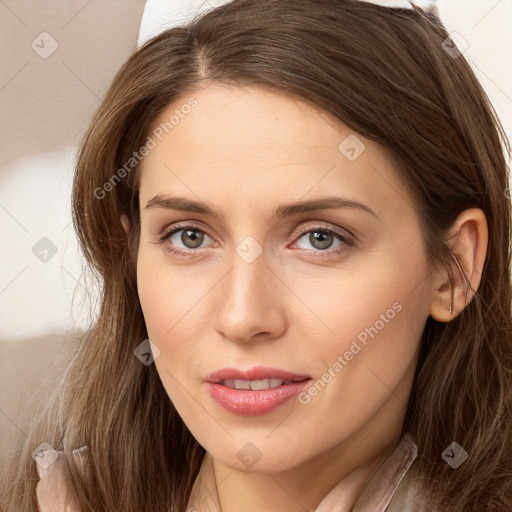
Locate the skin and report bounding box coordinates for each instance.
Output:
[131,83,488,512]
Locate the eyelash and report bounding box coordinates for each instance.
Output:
[155,222,355,258]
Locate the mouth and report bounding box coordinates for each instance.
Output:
[218,378,308,390]
[205,367,312,416]
[205,366,311,384]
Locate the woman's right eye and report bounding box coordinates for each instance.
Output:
[159,226,215,255]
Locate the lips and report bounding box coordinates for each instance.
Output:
[205,366,311,383]
[205,366,312,416]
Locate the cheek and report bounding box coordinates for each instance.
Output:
[283,257,421,347]
[137,256,210,414]
[136,250,212,342]
[288,243,429,390]
[314,283,427,421]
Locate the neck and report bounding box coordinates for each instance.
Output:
[188,413,405,512]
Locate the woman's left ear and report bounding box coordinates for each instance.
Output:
[430,208,488,322]
[121,214,130,233]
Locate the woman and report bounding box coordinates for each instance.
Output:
[3,0,512,510]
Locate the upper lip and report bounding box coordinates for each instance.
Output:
[205,366,311,383]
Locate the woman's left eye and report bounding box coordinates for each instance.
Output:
[293,227,352,253]
[156,224,353,256]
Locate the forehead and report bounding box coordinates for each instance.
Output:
[138,83,412,221]
[148,83,344,162]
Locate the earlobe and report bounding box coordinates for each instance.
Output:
[430,208,488,322]
[121,214,130,234]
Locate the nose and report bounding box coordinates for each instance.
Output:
[213,247,288,345]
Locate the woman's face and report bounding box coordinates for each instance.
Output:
[136,83,433,472]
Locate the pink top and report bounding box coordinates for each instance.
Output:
[35,434,421,511]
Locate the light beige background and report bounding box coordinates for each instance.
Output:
[0,0,146,472]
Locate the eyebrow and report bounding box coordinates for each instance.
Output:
[145,195,379,220]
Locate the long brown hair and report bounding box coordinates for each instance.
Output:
[3,1,512,510]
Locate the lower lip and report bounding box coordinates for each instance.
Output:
[207,380,311,416]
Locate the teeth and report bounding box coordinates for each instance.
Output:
[233,379,251,390]
[268,378,286,389]
[221,379,286,390]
